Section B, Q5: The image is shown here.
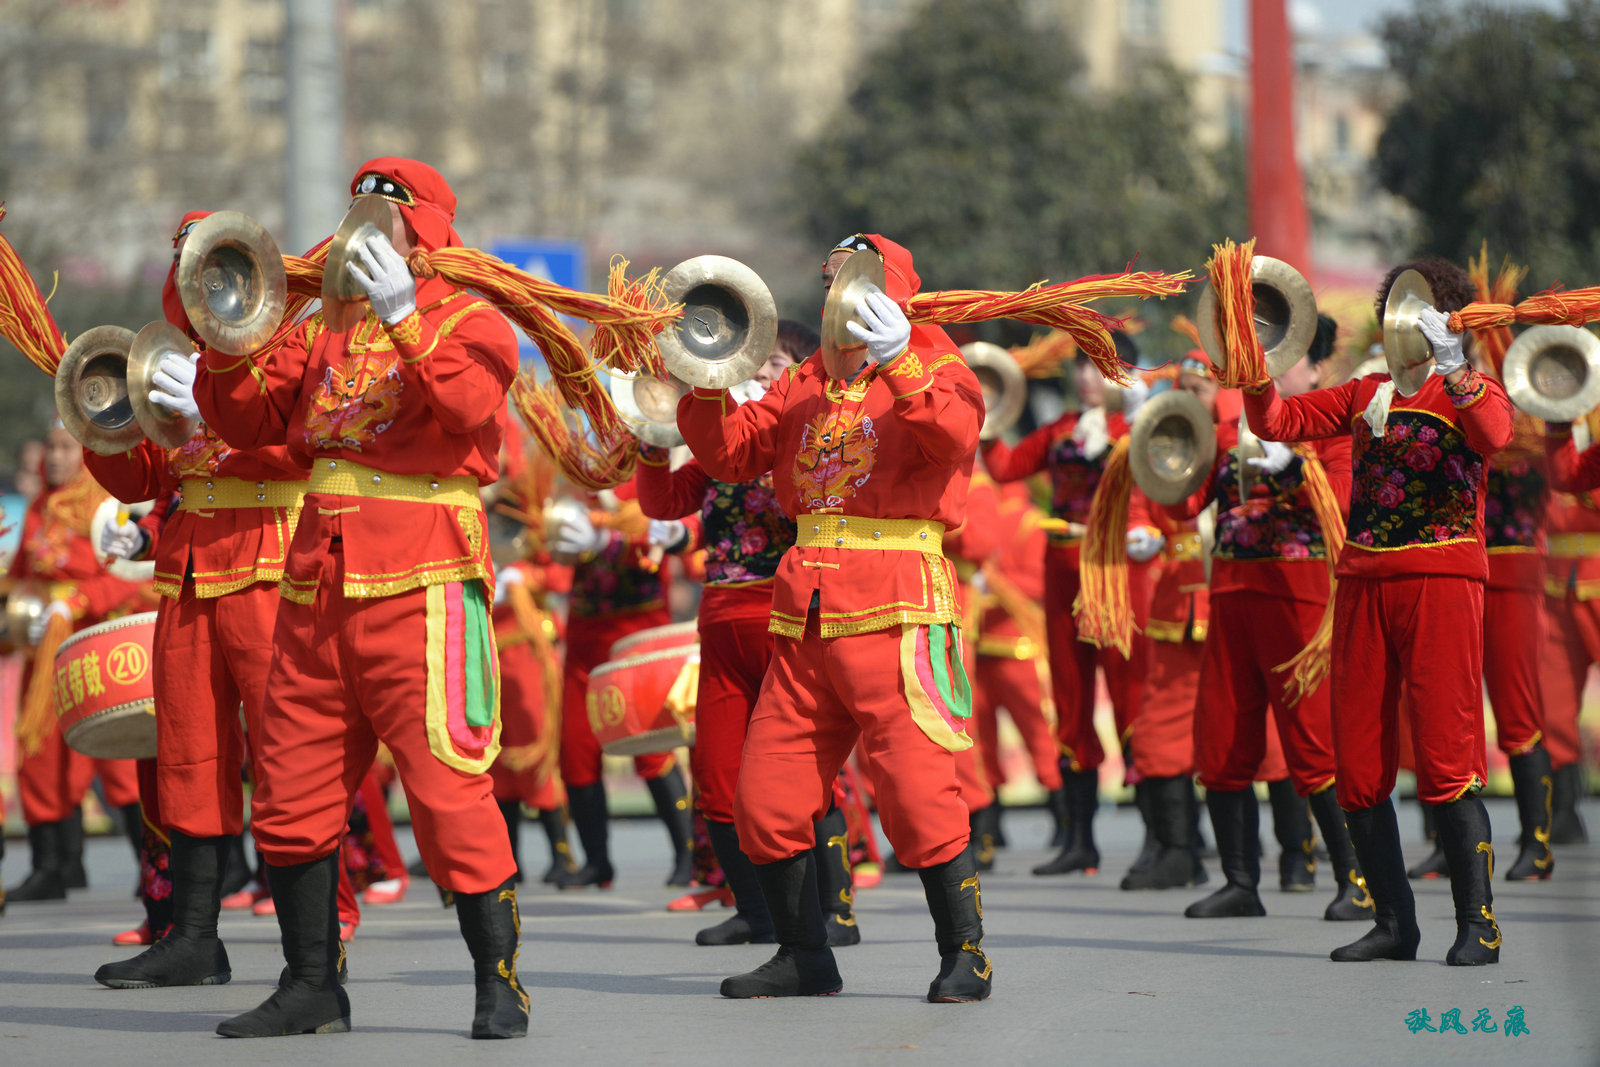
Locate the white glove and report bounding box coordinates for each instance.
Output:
[846,289,912,366]
[28,600,73,645]
[647,518,687,551]
[1072,406,1110,461]
[1246,440,1295,476]
[1125,527,1165,563]
[492,565,524,608]
[1417,307,1467,378]
[1121,378,1150,422]
[148,352,202,422]
[552,506,608,561]
[347,233,418,325]
[100,517,148,561]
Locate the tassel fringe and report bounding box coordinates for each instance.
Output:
[1273,447,1346,703]
[1203,239,1268,389]
[1072,437,1136,657]
[0,204,68,375]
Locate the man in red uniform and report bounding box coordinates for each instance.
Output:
[5,423,143,902]
[1241,258,1512,966]
[678,234,990,1001]
[195,158,526,1037]
[1537,466,1598,845]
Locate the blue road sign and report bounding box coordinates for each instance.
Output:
[488,239,587,361]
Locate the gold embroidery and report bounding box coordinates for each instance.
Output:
[887,350,922,378]
[388,312,425,347]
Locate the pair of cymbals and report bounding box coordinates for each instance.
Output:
[55,321,199,455]
[958,342,1026,442]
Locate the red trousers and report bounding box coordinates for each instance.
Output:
[693,613,774,823]
[973,654,1062,791]
[734,618,969,869]
[17,656,139,823]
[1331,576,1489,809]
[1132,637,1202,779]
[559,610,676,788]
[250,578,515,895]
[1481,586,1545,755]
[1045,548,1149,771]
[1537,590,1593,771]
[152,582,278,838]
[1194,591,1337,795]
[490,639,563,811]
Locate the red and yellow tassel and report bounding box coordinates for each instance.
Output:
[1072,437,1136,657]
[0,205,68,375]
[1203,238,1268,389]
[1274,447,1346,703]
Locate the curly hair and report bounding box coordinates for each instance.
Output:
[1308,313,1338,366]
[1375,256,1475,323]
[775,318,821,363]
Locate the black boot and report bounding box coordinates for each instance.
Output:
[1330,800,1420,962]
[720,853,842,998]
[968,805,997,873]
[1268,778,1316,892]
[455,879,529,1038]
[918,847,992,1003]
[1308,789,1375,922]
[220,834,252,900]
[497,800,525,885]
[1032,769,1099,875]
[645,769,696,888]
[1406,802,1448,879]
[536,808,576,884]
[1123,780,1158,877]
[698,819,774,946]
[119,801,144,859]
[813,807,860,947]
[1122,777,1201,890]
[1435,795,1501,966]
[60,808,87,890]
[990,798,1008,849]
[555,783,615,889]
[216,853,351,1036]
[1044,787,1068,849]
[96,832,232,988]
[1548,763,1589,845]
[6,821,66,902]
[1505,748,1555,882]
[1185,789,1266,917]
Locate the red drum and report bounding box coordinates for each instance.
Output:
[587,642,699,757]
[608,621,698,661]
[53,612,158,759]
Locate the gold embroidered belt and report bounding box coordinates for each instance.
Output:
[1166,532,1204,562]
[795,514,945,553]
[179,476,307,511]
[1547,533,1600,559]
[308,457,482,509]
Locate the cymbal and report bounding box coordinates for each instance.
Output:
[1129,389,1216,506]
[1196,255,1317,379]
[128,321,200,449]
[176,211,287,356]
[55,325,141,456]
[1382,269,1436,397]
[322,196,393,333]
[820,250,886,379]
[959,342,1026,441]
[656,255,777,390]
[1502,324,1600,422]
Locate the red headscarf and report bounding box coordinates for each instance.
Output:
[832,232,954,361]
[349,157,462,252]
[162,210,213,339]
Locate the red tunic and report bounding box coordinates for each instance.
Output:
[8,469,145,621]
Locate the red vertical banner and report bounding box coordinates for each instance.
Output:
[1249,0,1312,281]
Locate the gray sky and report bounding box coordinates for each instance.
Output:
[1226,0,1564,46]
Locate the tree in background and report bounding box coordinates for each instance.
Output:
[791,0,1243,354]
[1377,0,1600,290]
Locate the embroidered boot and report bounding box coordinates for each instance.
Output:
[1307,789,1375,922]
[536,808,576,884]
[455,879,529,1038]
[1504,747,1555,881]
[96,832,231,988]
[1330,801,1420,962]
[1268,778,1316,892]
[918,847,992,1003]
[1185,789,1266,917]
[555,783,615,889]
[1435,795,1501,966]
[645,768,697,887]
[720,853,842,998]
[812,806,860,947]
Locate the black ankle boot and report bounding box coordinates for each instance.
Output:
[1548,763,1588,845]
[1033,768,1099,875]
[1308,789,1375,922]
[6,821,66,902]
[1123,780,1158,877]
[1434,795,1501,966]
[1330,800,1420,962]
[455,879,529,1038]
[813,806,860,947]
[645,768,696,887]
[1122,777,1201,890]
[968,805,997,873]
[496,800,526,884]
[1406,802,1448,879]
[1185,789,1266,917]
[698,819,774,946]
[1268,778,1316,892]
[96,832,232,988]
[1505,748,1554,882]
[990,799,1009,849]
[61,809,87,890]
[555,783,615,889]
[918,847,992,1003]
[536,808,576,884]
[720,853,842,998]
[216,853,351,1036]
[119,801,144,860]
[1044,787,1068,849]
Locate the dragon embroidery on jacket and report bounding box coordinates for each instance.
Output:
[792,408,878,509]
[167,425,233,478]
[303,352,404,451]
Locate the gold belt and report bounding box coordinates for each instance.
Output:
[308,457,482,509]
[1547,532,1600,559]
[1040,517,1086,547]
[179,476,307,511]
[795,514,944,553]
[1167,532,1203,562]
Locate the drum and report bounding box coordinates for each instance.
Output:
[587,641,699,757]
[607,621,699,660]
[54,612,158,759]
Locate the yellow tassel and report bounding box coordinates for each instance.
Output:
[19,612,74,756]
[1274,447,1345,703]
[1203,238,1268,389]
[1072,438,1135,657]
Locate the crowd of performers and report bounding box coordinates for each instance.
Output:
[0,155,1594,1040]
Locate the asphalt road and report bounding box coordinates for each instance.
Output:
[1,796,1595,1066]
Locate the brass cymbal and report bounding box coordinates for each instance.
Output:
[321,195,393,333]
[610,370,688,448]
[128,321,200,449]
[1196,255,1317,379]
[1502,324,1600,422]
[820,250,886,380]
[656,255,777,390]
[959,342,1026,441]
[177,211,287,356]
[1382,269,1436,397]
[55,324,141,456]
[1128,389,1217,506]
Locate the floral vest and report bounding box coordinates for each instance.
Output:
[1484,454,1546,550]
[701,473,793,585]
[1347,411,1484,551]
[1212,447,1328,562]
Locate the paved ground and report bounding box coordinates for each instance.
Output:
[0,796,1595,1066]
